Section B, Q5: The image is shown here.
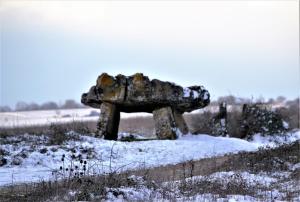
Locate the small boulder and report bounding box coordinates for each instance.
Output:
[0,158,7,167]
[240,104,287,138]
[11,156,23,165]
[39,148,48,154]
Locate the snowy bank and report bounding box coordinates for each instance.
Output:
[0,131,299,186]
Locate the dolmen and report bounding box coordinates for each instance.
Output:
[81,73,210,140]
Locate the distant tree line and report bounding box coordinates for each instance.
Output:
[209,95,292,106]
[189,96,300,136]
[0,96,298,112]
[0,99,85,112]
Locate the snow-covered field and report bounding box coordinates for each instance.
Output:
[103,170,300,201]
[0,108,152,128]
[0,103,286,128]
[0,131,299,186]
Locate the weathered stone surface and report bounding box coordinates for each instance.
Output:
[212,102,228,136]
[97,102,120,140]
[82,73,210,140]
[82,73,210,113]
[153,107,177,139]
[240,104,286,138]
[0,158,7,167]
[173,110,189,135]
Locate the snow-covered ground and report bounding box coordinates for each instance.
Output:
[0,131,299,186]
[0,103,286,128]
[103,170,300,202]
[0,108,152,128]
[0,106,236,128]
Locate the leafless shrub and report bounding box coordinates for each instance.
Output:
[47,124,70,145]
[1,140,299,201]
[0,121,97,138]
[178,174,255,198]
[0,106,12,112]
[277,98,300,129]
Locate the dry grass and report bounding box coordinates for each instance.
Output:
[0,140,298,201]
[1,101,298,139]
[0,121,97,137]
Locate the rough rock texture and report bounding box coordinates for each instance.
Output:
[212,102,228,136]
[240,104,287,138]
[153,107,177,139]
[173,110,189,135]
[97,102,120,140]
[82,73,210,140]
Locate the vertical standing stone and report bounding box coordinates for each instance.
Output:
[97,102,120,140]
[153,107,177,139]
[173,110,189,135]
[212,102,228,136]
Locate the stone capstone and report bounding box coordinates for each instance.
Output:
[82,73,210,140]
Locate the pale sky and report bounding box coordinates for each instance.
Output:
[0,0,299,107]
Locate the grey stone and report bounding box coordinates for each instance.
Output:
[0,158,7,167]
[12,156,22,165]
[153,107,177,139]
[212,102,228,136]
[97,102,120,140]
[240,104,286,138]
[173,110,189,135]
[82,73,210,140]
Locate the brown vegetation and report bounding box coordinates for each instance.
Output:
[0,140,298,201]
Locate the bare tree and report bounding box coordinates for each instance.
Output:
[267,98,275,104]
[62,99,82,109]
[40,102,59,110]
[15,101,29,111]
[276,96,286,104]
[27,102,40,111]
[255,96,265,104]
[217,95,236,105]
[0,106,12,112]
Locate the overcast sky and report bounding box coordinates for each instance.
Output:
[0,0,299,108]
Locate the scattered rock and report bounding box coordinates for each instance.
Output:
[11,156,23,165]
[50,147,58,152]
[0,148,9,156]
[0,158,7,167]
[19,150,28,158]
[39,148,48,154]
[240,104,287,138]
[119,134,139,142]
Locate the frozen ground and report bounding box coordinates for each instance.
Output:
[0,131,299,186]
[103,170,300,202]
[0,103,285,128]
[0,108,151,128]
[0,105,246,128]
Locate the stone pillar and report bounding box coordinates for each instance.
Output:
[97,102,120,140]
[212,102,228,136]
[153,107,177,139]
[173,110,189,135]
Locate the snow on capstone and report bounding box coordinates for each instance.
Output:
[183,88,191,97]
[203,91,209,100]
